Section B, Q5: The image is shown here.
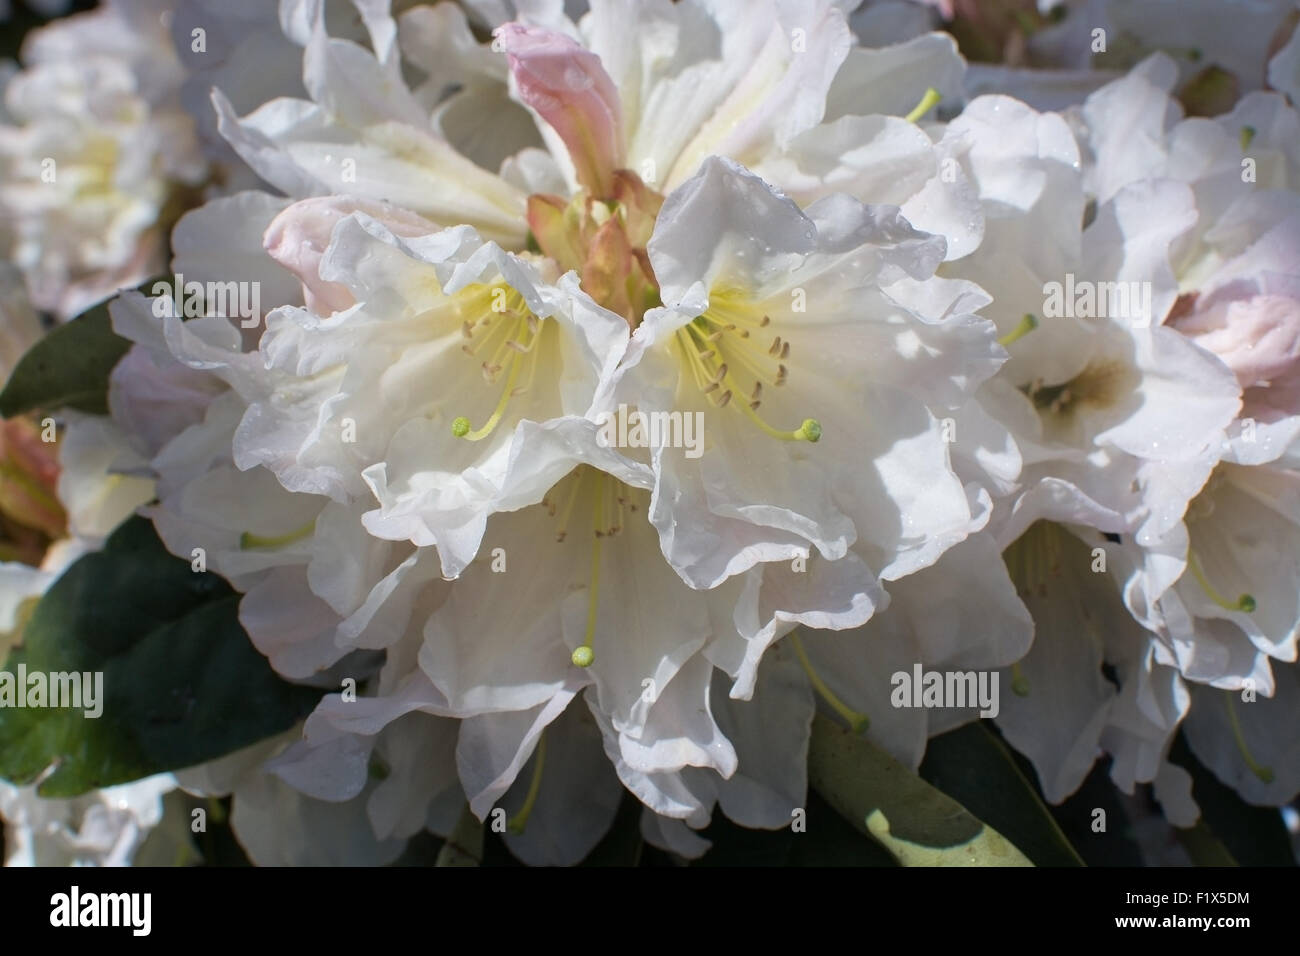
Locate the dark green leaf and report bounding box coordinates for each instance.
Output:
[1177,820,1238,866]
[0,516,320,796]
[389,831,447,867]
[808,714,1033,866]
[1045,758,1145,867]
[580,791,644,866]
[785,789,898,867]
[0,300,130,417]
[920,721,1085,866]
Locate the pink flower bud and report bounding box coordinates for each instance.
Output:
[264,198,438,313]
[495,23,624,198]
[1174,292,1300,395]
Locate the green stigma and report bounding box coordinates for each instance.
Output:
[998,313,1039,348]
[451,416,471,438]
[571,645,594,668]
[799,418,822,442]
[1188,550,1258,614]
[1240,125,1256,151]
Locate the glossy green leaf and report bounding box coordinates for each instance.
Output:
[0,301,130,417]
[920,721,1085,866]
[0,517,320,796]
[808,714,1033,866]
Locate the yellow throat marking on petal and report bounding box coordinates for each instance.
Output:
[1022,359,1134,419]
[675,290,821,444]
[1003,520,1066,600]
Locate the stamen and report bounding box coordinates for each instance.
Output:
[506,734,547,834]
[904,87,942,124]
[554,469,585,543]
[240,519,317,550]
[676,307,820,443]
[1187,550,1256,613]
[789,630,869,733]
[1223,690,1275,784]
[452,312,539,442]
[998,313,1039,347]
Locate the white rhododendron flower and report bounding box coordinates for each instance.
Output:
[938,55,1300,816]
[0,774,175,866]
[0,0,207,319]
[41,0,1023,861]
[2,0,1298,869]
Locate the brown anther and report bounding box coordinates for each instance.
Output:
[780,341,790,360]
[775,364,788,386]
[717,390,733,407]
[768,337,782,357]
[760,315,771,327]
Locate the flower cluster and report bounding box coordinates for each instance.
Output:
[1,0,1297,866]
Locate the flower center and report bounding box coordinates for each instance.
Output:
[450,284,548,442]
[1022,358,1133,419]
[538,465,642,668]
[526,169,664,328]
[675,290,822,444]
